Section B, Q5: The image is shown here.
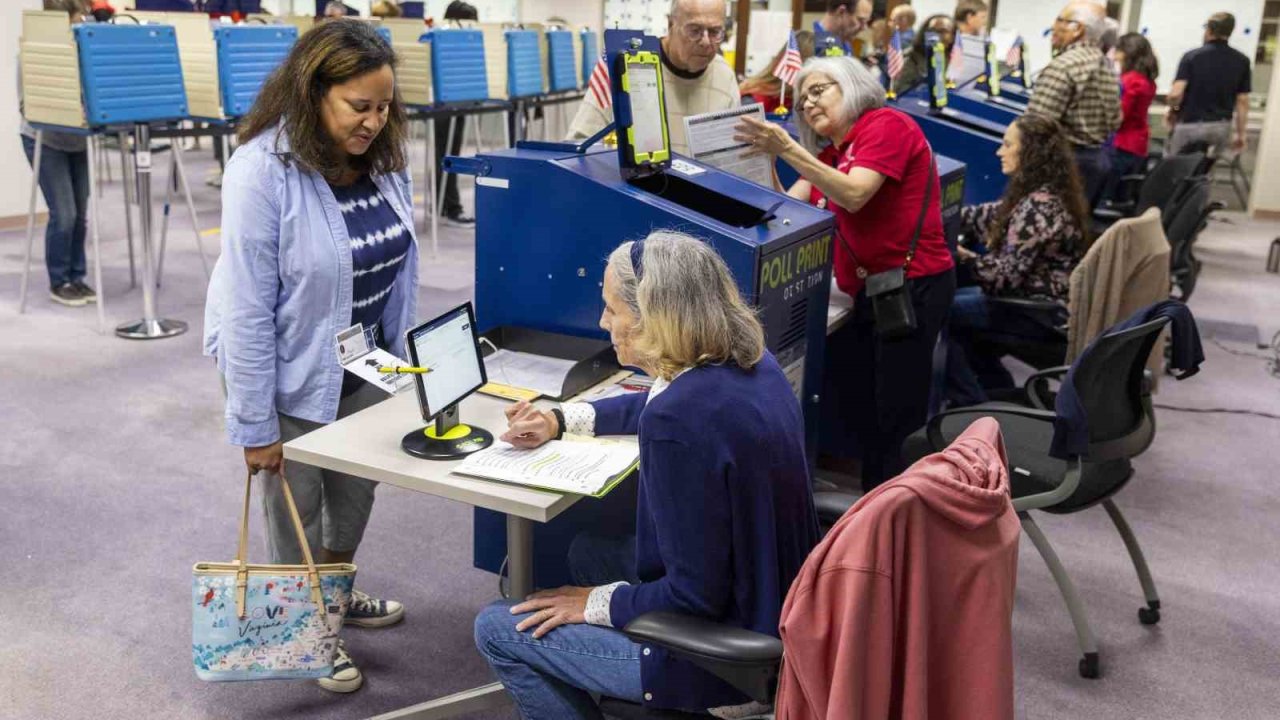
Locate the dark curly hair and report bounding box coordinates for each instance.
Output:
[988,114,1090,253]
[238,19,408,181]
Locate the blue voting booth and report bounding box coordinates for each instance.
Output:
[431,28,489,103]
[580,29,599,82]
[74,23,188,124]
[546,29,578,91]
[506,29,544,98]
[214,25,297,118]
[453,29,838,588]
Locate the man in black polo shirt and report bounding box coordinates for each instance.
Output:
[1166,12,1252,156]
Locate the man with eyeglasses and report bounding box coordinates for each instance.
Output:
[813,0,873,57]
[567,0,739,156]
[1027,2,1121,208]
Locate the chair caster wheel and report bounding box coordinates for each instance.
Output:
[1079,653,1100,679]
[1139,605,1161,625]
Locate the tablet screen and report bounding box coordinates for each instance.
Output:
[406,303,486,421]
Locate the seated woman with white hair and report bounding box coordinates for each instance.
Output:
[473,231,820,719]
[735,55,955,490]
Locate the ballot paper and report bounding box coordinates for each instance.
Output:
[335,323,415,395]
[453,440,640,497]
[682,103,774,188]
[483,349,577,399]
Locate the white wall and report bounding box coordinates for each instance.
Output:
[3,0,47,221]
[1249,48,1280,214]
[521,0,602,29]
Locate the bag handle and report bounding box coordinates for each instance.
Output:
[235,470,328,622]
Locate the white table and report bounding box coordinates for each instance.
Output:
[284,372,630,720]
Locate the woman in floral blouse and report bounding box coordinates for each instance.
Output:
[947,114,1092,406]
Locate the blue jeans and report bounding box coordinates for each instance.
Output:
[22,135,90,288]
[1074,145,1112,210]
[1102,148,1147,205]
[946,286,1066,406]
[474,533,643,720]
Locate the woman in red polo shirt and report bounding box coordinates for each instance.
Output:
[736,55,955,489]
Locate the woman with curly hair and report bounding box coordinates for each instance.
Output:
[946,114,1092,405]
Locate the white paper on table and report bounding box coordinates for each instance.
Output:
[483,349,578,399]
[682,103,774,188]
[453,440,639,496]
[335,322,414,395]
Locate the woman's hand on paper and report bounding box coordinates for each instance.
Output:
[511,586,592,638]
[501,400,558,448]
[735,115,795,158]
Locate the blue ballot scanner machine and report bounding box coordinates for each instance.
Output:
[896,34,1007,205]
[450,30,839,588]
[214,25,297,119]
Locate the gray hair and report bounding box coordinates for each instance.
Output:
[1068,3,1108,44]
[793,56,886,154]
[606,231,765,379]
[1098,17,1119,53]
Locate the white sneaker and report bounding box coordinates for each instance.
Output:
[317,639,363,693]
[344,588,405,628]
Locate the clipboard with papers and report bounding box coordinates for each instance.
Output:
[452,439,640,498]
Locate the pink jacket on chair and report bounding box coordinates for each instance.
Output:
[775,418,1020,720]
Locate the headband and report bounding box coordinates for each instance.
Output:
[629,240,645,280]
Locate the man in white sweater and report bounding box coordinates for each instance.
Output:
[567,0,740,156]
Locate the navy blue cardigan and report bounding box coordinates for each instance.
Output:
[588,352,820,711]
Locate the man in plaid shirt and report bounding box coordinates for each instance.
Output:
[1028,2,1121,208]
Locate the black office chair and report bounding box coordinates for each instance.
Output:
[597,499,854,720]
[1093,152,1205,230]
[1165,179,1225,301]
[902,315,1179,680]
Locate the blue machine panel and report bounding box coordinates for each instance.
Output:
[214,25,297,119]
[580,31,598,84]
[896,96,1006,205]
[506,30,544,98]
[546,30,577,91]
[431,29,489,103]
[948,89,1021,125]
[73,24,187,125]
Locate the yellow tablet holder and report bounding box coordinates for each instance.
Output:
[619,50,671,166]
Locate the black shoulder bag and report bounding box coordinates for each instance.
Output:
[832,152,937,340]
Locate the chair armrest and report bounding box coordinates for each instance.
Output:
[987,297,1070,334]
[1022,364,1072,410]
[1092,206,1128,222]
[620,612,782,704]
[814,491,858,528]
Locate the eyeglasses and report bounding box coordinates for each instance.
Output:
[1053,16,1080,26]
[799,82,838,108]
[680,23,725,43]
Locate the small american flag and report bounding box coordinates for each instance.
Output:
[947,37,965,83]
[589,55,611,108]
[886,30,904,80]
[773,30,804,86]
[1005,36,1023,70]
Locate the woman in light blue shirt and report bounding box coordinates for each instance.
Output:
[202,19,417,694]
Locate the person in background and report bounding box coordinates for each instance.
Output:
[947,115,1092,405]
[735,56,955,488]
[1166,12,1252,156]
[204,20,415,694]
[1103,33,1158,202]
[567,0,739,156]
[370,0,401,18]
[89,0,114,21]
[474,232,819,719]
[739,30,816,112]
[954,0,988,37]
[890,3,918,47]
[1027,2,1120,208]
[813,0,873,56]
[20,0,94,308]
[434,0,478,226]
[323,1,351,18]
[891,13,956,95]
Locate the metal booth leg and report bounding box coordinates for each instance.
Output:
[156,149,176,286]
[426,115,438,257]
[87,134,107,333]
[18,129,43,314]
[172,141,210,278]
[117,131,138,288]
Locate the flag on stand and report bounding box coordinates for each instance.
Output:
[774,30,804,86]
[947,37,965,84]
[886,30,904,81]
[588,55,612,108]
[1005,36,1024,73]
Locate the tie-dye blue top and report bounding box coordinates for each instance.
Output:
[330,174,412,336]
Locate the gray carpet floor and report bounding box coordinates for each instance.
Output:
[1,143,1279,720]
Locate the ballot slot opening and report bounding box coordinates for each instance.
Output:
[628,173,771,228]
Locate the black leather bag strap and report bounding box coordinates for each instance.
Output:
[904,150,938,271]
